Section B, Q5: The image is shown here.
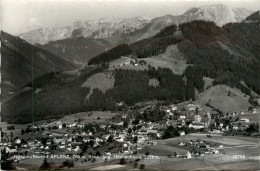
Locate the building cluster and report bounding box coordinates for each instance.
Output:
[0,103,255,165]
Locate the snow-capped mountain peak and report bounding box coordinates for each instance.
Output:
[19,4,253,45]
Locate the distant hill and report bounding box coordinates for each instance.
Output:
[1,31,77,100]
[37,37,113,66]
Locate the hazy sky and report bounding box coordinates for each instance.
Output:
[1,0,260,35]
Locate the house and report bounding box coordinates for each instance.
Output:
[121,114,127,119]
[179,142,185,146]
[138,129,148,135]
[170,105,178,111]
[58,124,63,129]
[233,125,239,130]
[212,149,219,154]
[179,131,185,136]
[240,118,249,123]
[59,145,65,149]
[189,123,205,129]
[186,151,192,159]
[187,104,202,111]
[147,130,158,134]
[15,138,21,144]
[77,124,85,129]
[73,146,80,152]
[54,137,64,144]
[115,137,124,142]
[179,115,186,119]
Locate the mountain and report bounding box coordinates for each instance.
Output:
[18,4,253,66]
[120,4,254,42]
[19,16,151,66]
[19,4,252,46]
[19,16,151,45]
[17,4,253,66]
[1,31,77,100]
[2,19,260,124]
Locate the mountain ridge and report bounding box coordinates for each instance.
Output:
[19,4,253,46]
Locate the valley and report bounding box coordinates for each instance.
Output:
[1,3,260,171]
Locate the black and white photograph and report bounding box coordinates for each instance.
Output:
[1,0,260,170]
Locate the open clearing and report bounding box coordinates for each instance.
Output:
[195,85,250,113]
[81,71,115,100]
[108,45,188,75]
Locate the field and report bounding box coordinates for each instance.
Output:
[136,134,260,170]
[238,113,260,123]
[195,85,251,113]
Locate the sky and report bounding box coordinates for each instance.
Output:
[1,0,260,35]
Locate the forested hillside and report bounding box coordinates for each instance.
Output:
[1,31,77,101]
[2,19,260,124]
[89,20,260,96]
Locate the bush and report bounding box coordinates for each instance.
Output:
[119,158,126,165]
[40,158,51,170]
[140,164,145,170]
[133,162,138,168]
[62,160,74,168]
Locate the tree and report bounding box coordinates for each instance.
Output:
[40,158,51,170]
[246,123,258,133]
[62,160,74,168]
[107,135,113,143]
[140,164,145,170]
[1,148,15,170]
[132,161,138,168]
[195,107,199,115]
[96,151,101,156]
[123,121,128,128]
[248,106,254,111]
[133,136,138,143]
[127,128,132,134]
[119,158,126,165]
[228,90,231,96]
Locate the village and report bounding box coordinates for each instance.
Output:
[1,103,259,170]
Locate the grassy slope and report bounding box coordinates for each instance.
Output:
[81,71,115,100]
[108,45,188,75]
[195,85,250,113]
